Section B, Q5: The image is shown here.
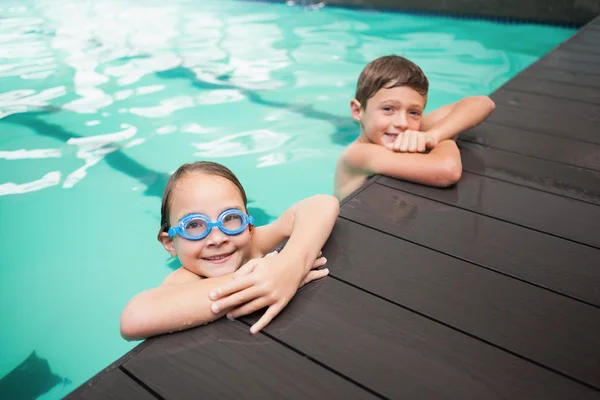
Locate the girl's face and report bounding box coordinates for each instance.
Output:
[160,172,253,277]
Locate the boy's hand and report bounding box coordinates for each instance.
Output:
[209,252,329,334]
[388,130,438,153]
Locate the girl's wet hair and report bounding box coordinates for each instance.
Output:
[158,161,248,239]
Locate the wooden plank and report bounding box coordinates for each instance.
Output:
[491,90,600,121]
[325,218,600,389]
[459,123,600,172]
[243,278,600,399]
[567,31,600,47]
[66,368,154,400]
[546,49,600,65]
[341,182,600,307]
[486,104,600,144]
[459,141,600,205]
[519,67,600,89]
[556,42,600,56]
[502,76,600,105]
[123,319,376,400]
[537,57,600,76]
[378,173,600,248]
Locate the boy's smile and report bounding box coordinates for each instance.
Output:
[351,85,426,147]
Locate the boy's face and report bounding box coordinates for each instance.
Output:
[351,85,426,147]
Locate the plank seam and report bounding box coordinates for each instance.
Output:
[119,366,165,400]
[325,273,600,392]
[337,214,600,310]
[375,179,600,251]
[233,319,389,400]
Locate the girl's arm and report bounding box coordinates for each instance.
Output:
[120,268,234,340]
[209,194,340,334]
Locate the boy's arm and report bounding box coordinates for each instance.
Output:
[347,140,462,187]
[421,95,495,144]
[208,195,340,334]
[120,269,234,340]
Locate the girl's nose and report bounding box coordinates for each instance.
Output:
[205,227,228,246]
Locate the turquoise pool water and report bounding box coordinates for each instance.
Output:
[0,0,575,398]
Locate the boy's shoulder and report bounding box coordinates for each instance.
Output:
[338,140,390,172]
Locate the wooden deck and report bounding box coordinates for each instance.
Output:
[68,15,600,400]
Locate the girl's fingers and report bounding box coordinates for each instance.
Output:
[312,256,327,269]
[250,304,283,334]
[210,284,261,313]
[226,298,269,320]
[300,268,329,287]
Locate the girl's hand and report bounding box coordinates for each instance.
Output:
[209,252,329,334]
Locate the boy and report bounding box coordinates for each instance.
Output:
[334,55,495,200]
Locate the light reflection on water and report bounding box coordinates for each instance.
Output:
[0,1,575,398]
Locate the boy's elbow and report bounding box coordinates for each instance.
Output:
[435,160,462,187]
[480,95,496,114]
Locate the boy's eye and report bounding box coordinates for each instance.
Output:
[382,106,394,112]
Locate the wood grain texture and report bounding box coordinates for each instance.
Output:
[459,141,600,205]
[485,104,600,145]
[123,319,376,400]
[65,368,154,400]
[243,278,600,399]
[378,173,600,249]
[341,183,600,307]
[325,218,600,388]
[490,89,600,121]
[502,76,600,104]
[459,123,600,172]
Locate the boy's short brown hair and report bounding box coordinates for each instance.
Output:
[355,55,429,108]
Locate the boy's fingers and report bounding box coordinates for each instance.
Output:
[211,286,261,313]
[399,132,410,152]
[209,276,255,300]
[417,134,426,152]
[250,304,282,334]
[408,136,417,153]
[265,250,279,257]
[227,298,269,320]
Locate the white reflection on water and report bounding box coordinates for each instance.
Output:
[0,148,61,159]
[63,124,137,188]
[0,171,61,195]
[0,0,559,197]
[193,130,290,158]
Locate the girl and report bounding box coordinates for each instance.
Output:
[120,161,339,339]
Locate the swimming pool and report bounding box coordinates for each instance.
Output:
[0,0,575,398]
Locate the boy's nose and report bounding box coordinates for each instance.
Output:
[393,114,408,130]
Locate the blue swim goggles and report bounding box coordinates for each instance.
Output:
[168,208,255,241]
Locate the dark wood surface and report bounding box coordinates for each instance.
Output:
[69,368,155,400]
[67,14,600,400]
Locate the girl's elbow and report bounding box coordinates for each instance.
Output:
[120,304,149,341]
[314,194,340,216]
